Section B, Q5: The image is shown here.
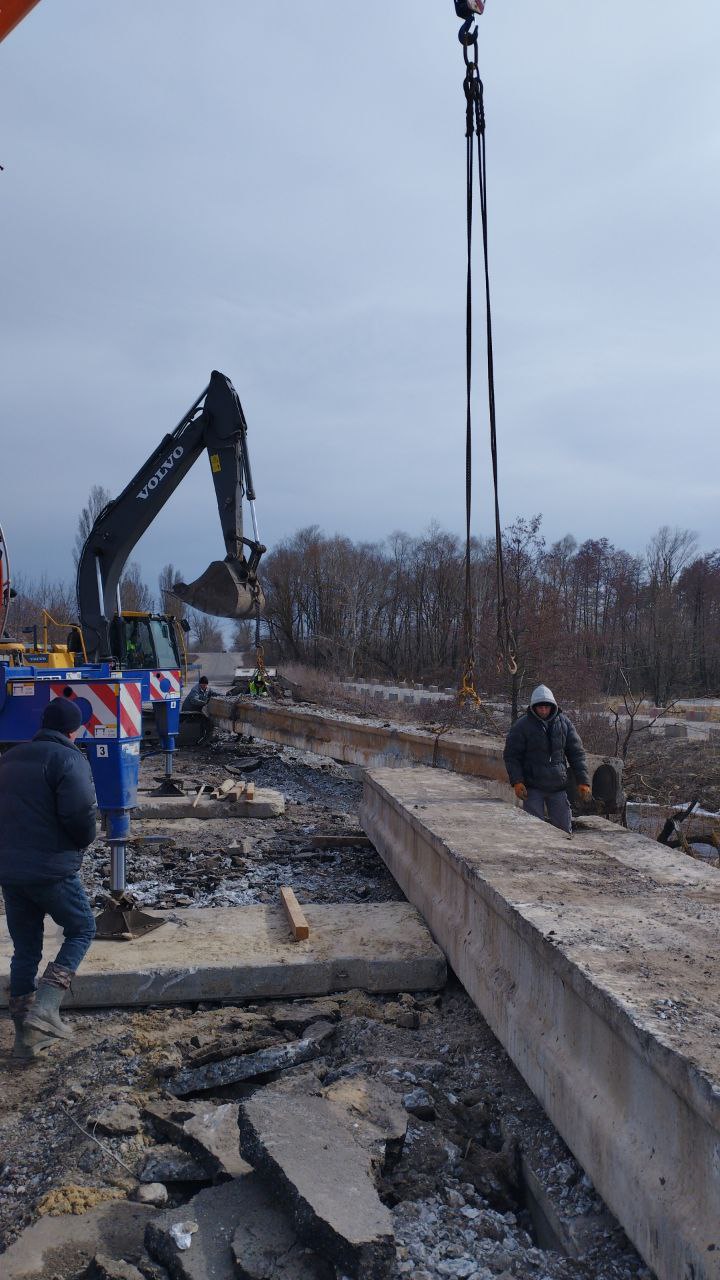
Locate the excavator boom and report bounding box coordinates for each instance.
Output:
[76,371,265,662]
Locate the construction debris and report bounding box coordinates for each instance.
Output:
[168,1020,336,1097]
[145,1175,330,1280]
[238,1080,396,1279]
[142,1101,250,1181]
[0,737,652,1280]
[138,1146,211,1186]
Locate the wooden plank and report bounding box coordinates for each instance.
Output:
[280,887,310,941]
[245,782,255,800]
[302,834,373,850]
[192,784,207,809]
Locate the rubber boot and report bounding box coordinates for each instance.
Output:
[9,994,55,1061]
[24,963,74,1040]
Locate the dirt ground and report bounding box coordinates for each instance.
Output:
[0,736,655,1279]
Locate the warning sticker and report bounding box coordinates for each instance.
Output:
[94,726,115,739]
[11,684,34,697]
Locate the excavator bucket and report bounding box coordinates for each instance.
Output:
[171,559,264,620]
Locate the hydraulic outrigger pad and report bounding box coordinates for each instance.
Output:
[94,891,166,942]
[172,557,265,621]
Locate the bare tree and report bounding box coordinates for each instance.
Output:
[610,668,677,760]
[158,563,187,621]
[119,562,154,613]
[73,484,112,569]
[187,609,225,651]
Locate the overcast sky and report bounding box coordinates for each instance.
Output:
[2,1,719,601]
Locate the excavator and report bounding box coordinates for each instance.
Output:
[1,370,265,791]
[2,371,264,674]
[76,369,265,669]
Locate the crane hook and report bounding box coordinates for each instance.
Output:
[454,0,485,44]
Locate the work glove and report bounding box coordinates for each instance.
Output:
[513,783,527,801]
[577,784,592,801]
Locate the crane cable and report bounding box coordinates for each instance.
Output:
[457,21,517,709]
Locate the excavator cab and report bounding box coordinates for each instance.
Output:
[112,613,184,673]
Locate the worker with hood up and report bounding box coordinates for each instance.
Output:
[503,684,591,833]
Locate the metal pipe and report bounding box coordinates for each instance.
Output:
[110,843,126,894]
[95,555,105,618]
[248,499,260,544]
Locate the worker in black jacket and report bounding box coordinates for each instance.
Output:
[503,684,591,834]
[0,697,97,1060]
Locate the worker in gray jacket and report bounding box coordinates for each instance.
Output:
[0,697,97,1060]
[503,684,591,833]
[182,675,217,712]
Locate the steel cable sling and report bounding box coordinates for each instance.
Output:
[456,4,517,708]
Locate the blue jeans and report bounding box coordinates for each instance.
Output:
[2,874,96,997]
[524,788,572,834]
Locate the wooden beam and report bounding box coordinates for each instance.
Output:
[280,887,309,941]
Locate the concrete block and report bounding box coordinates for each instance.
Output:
[137,789,285,820]
[359,767,720,1280]
[0,902,446,1008]
[661,723,688,740]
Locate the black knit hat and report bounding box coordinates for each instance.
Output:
[42,697,84,735]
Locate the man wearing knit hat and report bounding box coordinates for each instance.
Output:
[0,695,97,1060]
[503,684,591,834]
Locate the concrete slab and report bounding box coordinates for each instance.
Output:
[137,789,284,820]
[207,698,623,810]
[359,766,720,1280]
[0,902,446,1008]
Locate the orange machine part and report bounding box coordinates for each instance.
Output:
[0,0,42,42]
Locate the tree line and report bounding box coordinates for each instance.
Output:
[258,519,720,705]
[8,500,719,704]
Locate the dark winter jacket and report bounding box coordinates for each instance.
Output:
[503,706,589,794]
[0,730,98,885]
[182,681,213,712]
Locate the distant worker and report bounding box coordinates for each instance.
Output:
[0,698,98,1060]
[182,674,217,712]
[248,671,268,697]
[503,684,591,834]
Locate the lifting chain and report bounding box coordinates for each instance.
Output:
[253,595,268,683]
[456,13,517,712]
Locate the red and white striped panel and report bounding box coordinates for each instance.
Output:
[50,681,120,740]
[148,669,182,701]
[118,681,143,739]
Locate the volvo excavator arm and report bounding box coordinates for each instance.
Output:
[76,370,265,662]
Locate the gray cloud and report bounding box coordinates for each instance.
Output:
[1,0,718,600]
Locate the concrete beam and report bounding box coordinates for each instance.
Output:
[0,902,446,1008]
[207,699,623,810]
[359,766,720,1280]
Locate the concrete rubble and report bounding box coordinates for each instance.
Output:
[168,1018,336,1096]
[1,1202,157,1280]
[145,1175,332,1280]
[138,1146,211,1186]
[238,1079,397,1278]
[142,1100,250,1180]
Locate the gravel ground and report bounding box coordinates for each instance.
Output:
[0,736,654,1279]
